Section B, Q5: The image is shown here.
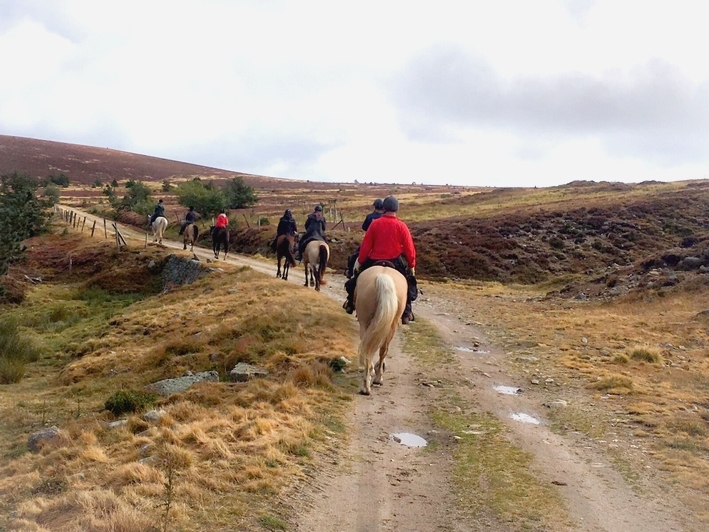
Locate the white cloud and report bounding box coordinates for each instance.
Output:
[0,0,708,186]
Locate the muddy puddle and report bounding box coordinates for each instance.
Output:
[510,413,541,425]
[456,346,490,354]
[494,385,522,395]
[391,433,428,447]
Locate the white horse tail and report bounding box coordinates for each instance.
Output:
[359,274,399,367]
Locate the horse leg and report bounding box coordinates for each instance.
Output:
[373,342,391,386]
[360,354,374,395]
[283,261,289,280]
[276,256,282,278]
[303,264,309,287]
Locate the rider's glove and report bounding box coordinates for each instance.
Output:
[353,260,361,274]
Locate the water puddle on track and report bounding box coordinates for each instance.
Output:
[494,385,522,395]
[510,413,541,425]
[456,346,490,354]
[391,433,428,447]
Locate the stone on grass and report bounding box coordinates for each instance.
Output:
[230,363,269,382]
[28,426,61,453]
[145,370,219,396]
[142,409,167,423]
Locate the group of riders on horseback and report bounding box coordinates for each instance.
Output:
[272,196,418,325]
[151,195,418,324]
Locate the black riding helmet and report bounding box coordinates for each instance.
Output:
[373,198,384,210]
[314,205,323,212]
[284,209,292,217]
[383,196,399,213]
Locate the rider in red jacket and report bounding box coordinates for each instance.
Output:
[343,196,418,324]
[215,210,228,228]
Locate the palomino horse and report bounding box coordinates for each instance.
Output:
[354,265,407,395]
[183,223,199,252]
[302,240,329,291]
[276,234,298,280]
[210,226,229,260]
[148,216,169,245]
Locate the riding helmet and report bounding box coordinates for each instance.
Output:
[382,196,399,212]
[284,209,292,217]
[373,198,384,210]
[314,205,323,212]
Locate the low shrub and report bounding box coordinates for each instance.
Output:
[104,390,157,416]
[0,318,43,383]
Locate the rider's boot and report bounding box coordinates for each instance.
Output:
[401,300,414,325]
[343,277,356,314]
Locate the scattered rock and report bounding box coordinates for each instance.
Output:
[106,420,128,429]
[142,409,167,423]
[229,363,269,382]
[28,426,62,453]
[145,370,219,396]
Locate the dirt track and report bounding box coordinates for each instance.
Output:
[57,206,701,531]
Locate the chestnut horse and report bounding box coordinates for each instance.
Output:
[302,240,329,291]
[354,265,407,395]
[276,234,298,280]
[183,223,199,252]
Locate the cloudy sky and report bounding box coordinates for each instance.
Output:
[1,1,708,187]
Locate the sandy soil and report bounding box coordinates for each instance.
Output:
[57,206,702,531]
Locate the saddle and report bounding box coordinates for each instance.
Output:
[372,260,397,269]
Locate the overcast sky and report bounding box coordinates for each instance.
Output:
[1,1,708,187]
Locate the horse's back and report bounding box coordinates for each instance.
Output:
[355,266,407,323]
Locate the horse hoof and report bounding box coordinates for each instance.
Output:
[358,388,371,396]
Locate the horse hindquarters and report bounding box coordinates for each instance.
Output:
[358,274,399,395]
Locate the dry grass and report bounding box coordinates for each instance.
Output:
[0,239,358,531]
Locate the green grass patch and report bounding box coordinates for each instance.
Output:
[258,514,287,530]
[0,318,44,383]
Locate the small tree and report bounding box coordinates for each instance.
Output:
[48,173,70,187]
[224,176,258,209]
[176,180,228,219]
[0,172,51,275]
[42,183,61,205]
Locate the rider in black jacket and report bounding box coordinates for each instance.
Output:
[296,205,326,260]
[271,209,298,251]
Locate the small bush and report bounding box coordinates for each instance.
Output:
[104,390,157,416]
[630,348,661,363]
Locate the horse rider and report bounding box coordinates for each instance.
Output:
[343,195,418,325]
[362,198,385,231]
[296,204,326,261]
[271,209,298,251]
[346,198,384,278]
[149,199,164,227]
[215,209,229,230]
[179,206,198,236]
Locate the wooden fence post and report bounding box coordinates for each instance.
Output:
[91,220,96,237]
[81,217,86,232]
[104,219,107,239]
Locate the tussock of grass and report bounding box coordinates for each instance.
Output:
[630,348,662,364]
[0,318,44,383]
[590,376,634,392]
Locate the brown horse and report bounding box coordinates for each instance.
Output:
[302,240,329,291]
[276,234,298,280]
[210,226,229,260]
[183,223,199,252]
[354,266,407,395]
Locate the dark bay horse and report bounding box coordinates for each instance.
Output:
[210,226,229,260]
[183,223,199,252]
[276,234,298,280]
[354,266,407,395]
